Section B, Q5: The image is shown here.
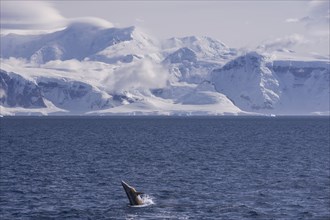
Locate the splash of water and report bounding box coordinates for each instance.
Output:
[141,194,155,205]
[130,194,155,208]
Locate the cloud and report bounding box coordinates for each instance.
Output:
[104,59,169,93]
[0,88,5,99]
[257,34,309,52]
[305,1,330,36]
[285,0,329,36]
[309,52,330,60]
[42,59,82,71]
[0,1,66,31]
[67,17,113,29]
[0,57,29,67]
[0,1,113,34]
[285,17,312,23]
[1,57,168,93]
[285,18,300,23]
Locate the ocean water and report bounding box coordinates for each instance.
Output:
[0,116,329,220]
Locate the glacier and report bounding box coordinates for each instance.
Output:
[0,22,329,116]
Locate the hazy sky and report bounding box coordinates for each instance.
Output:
[1,0,329,57]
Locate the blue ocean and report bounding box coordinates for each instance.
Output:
[0,116,329,219]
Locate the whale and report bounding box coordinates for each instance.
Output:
[121,181,144,205]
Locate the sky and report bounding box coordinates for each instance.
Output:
[1,0,329,57]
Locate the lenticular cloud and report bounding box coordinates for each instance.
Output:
[67,17,114,29]
[0,1,114,34]
[0,1,66,31]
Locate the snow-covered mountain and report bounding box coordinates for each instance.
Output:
[0,22,329,116]
[1,23,157,64]
[161,36,237,84]
[211,52,329,114]
[212,52,281,112]
[162,36,237,63]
